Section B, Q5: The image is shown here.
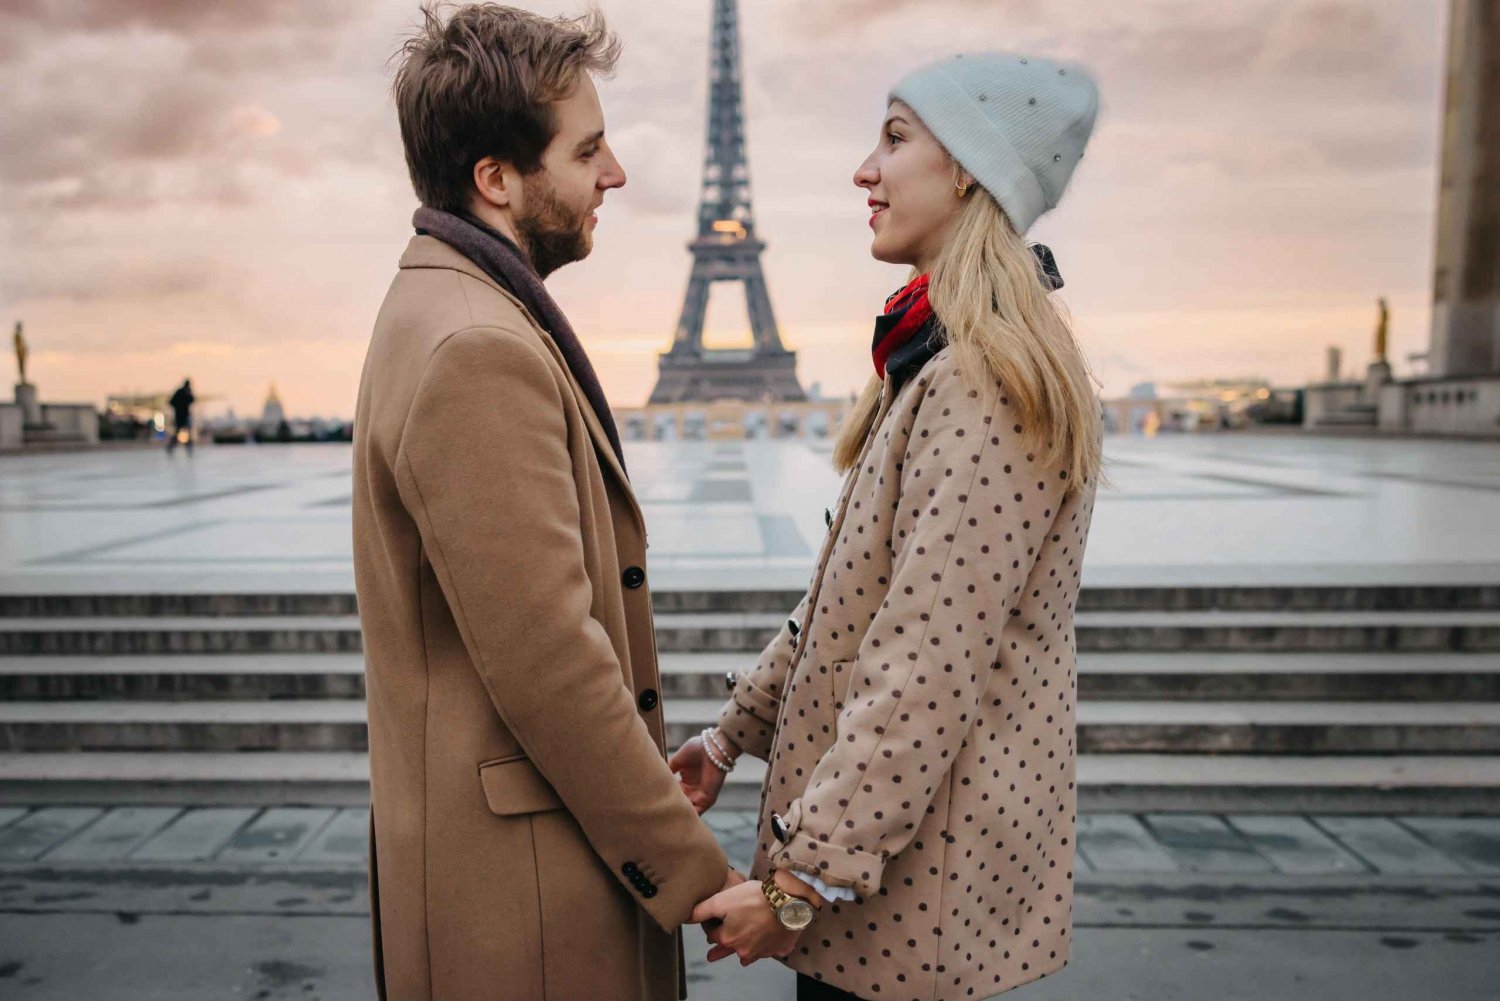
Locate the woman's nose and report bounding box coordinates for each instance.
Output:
[854,152,879,188]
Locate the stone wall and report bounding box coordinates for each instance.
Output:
[0,403,21,450]
[1307,375,1500,436]
[1393,376,1500,436]
[39,404,100,444]
[1302,382,1368,425]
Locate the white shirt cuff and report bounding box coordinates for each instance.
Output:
[787,869,857,902]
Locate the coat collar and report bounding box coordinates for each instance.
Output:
[883,322,946,393]
[397,235,643,527]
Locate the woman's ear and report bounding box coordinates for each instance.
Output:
[952,164,976,197]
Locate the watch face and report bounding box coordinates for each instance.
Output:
[778,898,816,931]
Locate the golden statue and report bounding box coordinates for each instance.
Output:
[12,321,27,386]
[1374,297,1389,364]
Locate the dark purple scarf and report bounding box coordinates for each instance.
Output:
[412,206,626,474]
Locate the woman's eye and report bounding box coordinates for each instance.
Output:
[887,132,902,146]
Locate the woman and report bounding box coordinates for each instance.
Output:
[671,51,1102,1001]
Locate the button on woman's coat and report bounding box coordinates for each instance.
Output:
[718,350,1098,1001]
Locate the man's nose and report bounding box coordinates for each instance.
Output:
[602,149,626,190]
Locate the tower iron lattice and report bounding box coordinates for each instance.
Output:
[647,0,805,405]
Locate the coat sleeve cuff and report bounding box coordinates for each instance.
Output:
[772,839,884,901]
[766,798,885,899]
[628,835,729,934]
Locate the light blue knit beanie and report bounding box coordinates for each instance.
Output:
[890,52,1099,234]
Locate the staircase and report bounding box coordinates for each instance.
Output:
[2,585,1498,813]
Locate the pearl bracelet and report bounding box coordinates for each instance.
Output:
[700,727,734,773]
[704,726,738,765]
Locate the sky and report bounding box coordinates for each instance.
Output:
[0,0,1452,419]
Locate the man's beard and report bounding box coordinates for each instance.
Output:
[514,175,593,279]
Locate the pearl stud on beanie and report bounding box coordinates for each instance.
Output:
[890,52,1098,234]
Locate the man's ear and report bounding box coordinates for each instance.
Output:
[473,156,519,210]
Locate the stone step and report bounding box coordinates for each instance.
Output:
[1078,754,1500,814]
[7,584,1500,618]
[0,590,802,619]
[1065,610,1500,654]
[0,654,369,700]
[4,610,1500,656]
[5,699,1499,755]
[0,616,368,656]
[0,700,371,752]
[5,652,1500,702]
[1080,584,1500,613]
[1,751,1496,814]
[665,699,1500,754]
[0,752,767,810]
[1068,651,1500,701]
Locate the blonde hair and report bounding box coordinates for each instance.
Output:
[832,188,1102,492]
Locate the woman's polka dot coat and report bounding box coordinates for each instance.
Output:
[716,348,1098,1001]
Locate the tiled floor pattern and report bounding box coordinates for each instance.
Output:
[4,435,1500,595]
[0,805,1495,876]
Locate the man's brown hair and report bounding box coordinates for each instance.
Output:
[393,3,620,211]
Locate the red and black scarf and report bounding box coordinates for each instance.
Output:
[872,273,935,379]
[871,244,1065,382]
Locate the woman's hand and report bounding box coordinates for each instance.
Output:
[669,731,737,815]
[691,875,811,965]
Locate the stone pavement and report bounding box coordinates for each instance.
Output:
[4,434,1500,595]
[0,806,1495,999]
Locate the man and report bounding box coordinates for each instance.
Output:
[166,379,193,454]
[352,6,737,1000]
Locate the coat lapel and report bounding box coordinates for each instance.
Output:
[529,328,643,524]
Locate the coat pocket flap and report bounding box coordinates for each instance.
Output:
[478,754,565,816]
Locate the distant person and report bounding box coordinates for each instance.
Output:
[167,379,194,454]
[672,53,1104,999]
[351,6,734,1001]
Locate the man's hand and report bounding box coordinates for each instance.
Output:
[669,730,739,815]
[695,867,747,947]
[691,871,817,966]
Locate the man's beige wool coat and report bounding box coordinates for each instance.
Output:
[353,235,727,1001]
[717,351,1098,1001]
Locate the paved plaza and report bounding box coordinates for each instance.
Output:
[3,433,1500,595]
[0,804,1496,1000]
[2,432,1499,999]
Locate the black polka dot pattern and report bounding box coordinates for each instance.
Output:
[716,350,1098,1000]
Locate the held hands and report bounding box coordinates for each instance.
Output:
[691,870,819,966]
[721,866,748,893]
[669,728,740,815]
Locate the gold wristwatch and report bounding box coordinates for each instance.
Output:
[762,871,817,931]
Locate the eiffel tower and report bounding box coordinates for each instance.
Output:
[648,0,806,405]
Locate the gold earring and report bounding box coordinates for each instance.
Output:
[955,179,970,197]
